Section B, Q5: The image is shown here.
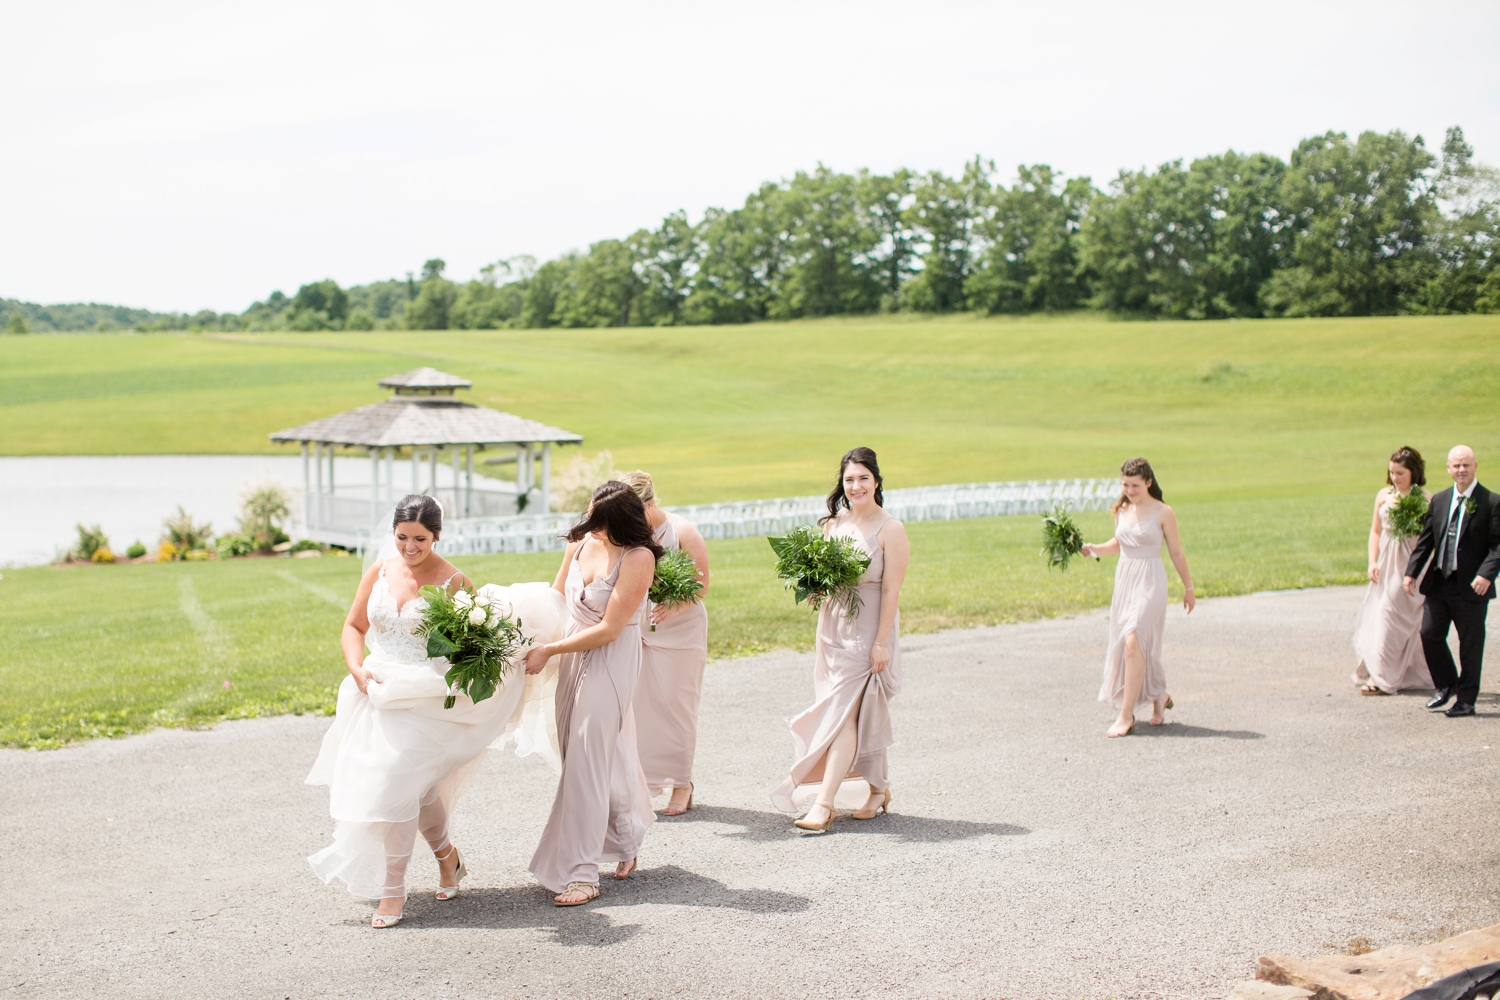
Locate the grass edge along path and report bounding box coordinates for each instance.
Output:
[0,494,1364,750]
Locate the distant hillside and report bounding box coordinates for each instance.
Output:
[0,298,176,332]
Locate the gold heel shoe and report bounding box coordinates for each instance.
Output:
[794,804,834,834]
[853,788,891,820]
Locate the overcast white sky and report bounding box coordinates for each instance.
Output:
[3,0,1496,314]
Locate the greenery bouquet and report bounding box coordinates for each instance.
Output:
[768,525,872,621]
[648,549,704,631]
[1041,503,1097,571]
[1386,490,1429,540]
[416,585,531,709]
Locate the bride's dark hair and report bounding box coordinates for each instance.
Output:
[566,481,665,558]
[393,494,443,536]
[821,447,884,525]
[1110,457,1164,514]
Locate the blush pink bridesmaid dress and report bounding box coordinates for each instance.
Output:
[771,515,901,813]
[634,513,709,796]
[529,546,655,893]
[1098,508,1169,711]
[1352,492,1432,693]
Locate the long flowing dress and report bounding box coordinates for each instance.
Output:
[1098,508,1169,712]
[634,513,709,794]
[1352,493,1432,692]
[529,547,655,892]
[771,515,901,814]
[307,570,564,900]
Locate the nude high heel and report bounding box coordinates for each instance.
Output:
[435,845,467,901]
[662,783,694,816]
[794,804,834,834]
[853,788,891,820]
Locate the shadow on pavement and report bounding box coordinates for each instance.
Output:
[405,864,809,945]
[1135,722,1265,739]
[683,804,1028,842]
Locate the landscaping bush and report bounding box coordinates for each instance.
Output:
[125,541,147,559]
[238,484,291,552]
[161,506,212,557]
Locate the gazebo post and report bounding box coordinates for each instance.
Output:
[301,442,310,533]
[465,445,474,517]
[450,446,460,515]
[540,443,552,514]
[369,447,379,524]
[327,445,335,498]
[411,447,419,494]
[429,448,438,496]
[313,442,323,530]
[384,447,393,510]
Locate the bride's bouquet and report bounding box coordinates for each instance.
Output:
[1386,489,1429,540]
[648,549,703,631]
[1041,503,1097,571]
[416,585,532,709]
[768,524,871,621]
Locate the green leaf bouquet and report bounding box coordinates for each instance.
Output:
[416,585,532,709]
[1041,503,1097,571]
[647,548,704,631]
[1386,490,1429,541]
[768,524,872,621]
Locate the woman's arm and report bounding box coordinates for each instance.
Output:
[341,564,382,693]
[1080,515,1121,559]
[1367,490,1386,583]
[550,540,580,595]
[1158,505,1195,613]
[524,548,655,673]
[649,520,711,626]
[870,520,909,675]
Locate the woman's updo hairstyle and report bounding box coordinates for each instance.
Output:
[1110,457,1164,514]
[393,493,443,536]
[620,470,657,505]
[1388,446,1426,487]
[822,446,884,524]
[565,481,665,559]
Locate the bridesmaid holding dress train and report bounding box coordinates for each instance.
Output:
[1351,446,1433,694]
[524,482,660,906]
[1081,457,1195,737]
[771,447,909,833]
[621,471,710,816]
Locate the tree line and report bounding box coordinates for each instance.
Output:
[4,126,1495,335]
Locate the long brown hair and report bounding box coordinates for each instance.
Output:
[1387,446,1426,487]
[821,447,884,525]
[1110,457,1164,515]
[566,481,665,558]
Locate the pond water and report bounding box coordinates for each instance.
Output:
[0,455,502,567]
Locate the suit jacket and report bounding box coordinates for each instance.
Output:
[1406,482,1500,601]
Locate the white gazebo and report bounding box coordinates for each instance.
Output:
[270,367,582,549]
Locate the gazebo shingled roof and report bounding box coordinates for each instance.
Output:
[269,369,582,448]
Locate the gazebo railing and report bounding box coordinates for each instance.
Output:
[424,478,1114,556]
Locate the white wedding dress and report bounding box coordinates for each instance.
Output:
[306,569,565,900]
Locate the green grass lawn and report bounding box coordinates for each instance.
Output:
[1,312,1493,748]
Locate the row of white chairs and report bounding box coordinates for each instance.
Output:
[432,478,1114,556]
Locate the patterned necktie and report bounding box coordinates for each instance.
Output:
[1441,494,1463,574]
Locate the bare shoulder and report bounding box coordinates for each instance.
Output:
[1375,486,1394,502]
[675,517,706,546]
[876,515,907,540]
[1156,502,1178,523]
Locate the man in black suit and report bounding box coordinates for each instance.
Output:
[1405,445,1500,717]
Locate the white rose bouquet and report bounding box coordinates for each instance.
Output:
[416,584,531,709]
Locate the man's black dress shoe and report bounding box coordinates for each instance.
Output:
[1426,687,1454,709]
[1445,702,1476,717]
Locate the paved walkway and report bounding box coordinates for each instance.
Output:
[4,588,1498,1000]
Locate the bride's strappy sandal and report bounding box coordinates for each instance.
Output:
[435,845,467,901]
[371,906,404,928]
[554,881,599,907]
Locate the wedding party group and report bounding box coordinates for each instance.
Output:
[303,442,1498,927]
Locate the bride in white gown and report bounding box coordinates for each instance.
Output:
[306,495,564,927]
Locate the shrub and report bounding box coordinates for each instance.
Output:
[125,541,147,560]
[91,547,116,563]
[289,539,323,553]
[184,548,213,561]
[161,506,212,555]
[157,541,179,562]
[73,523,110,561]
[345,309,375,331]
[218,533,255,557]
[550,449,623,513]
[239,484,291,552]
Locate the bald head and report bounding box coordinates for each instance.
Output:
[1447,446,1477,492]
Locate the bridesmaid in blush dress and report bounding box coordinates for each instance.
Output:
[1352,446,1433,694]
[524,482,660,906]
[772,447,909,833]
[621,471,710,816]
[1081,457,1195,737]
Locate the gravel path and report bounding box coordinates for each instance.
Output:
[4,587,1499,1000]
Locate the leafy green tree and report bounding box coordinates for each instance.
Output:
[421,259,447,281]
[555,239,640,327]
[345,310,375,330]
[406,272,457,329]
[857,169,918,307]
[777,166,881,318]
[291,279,348,323]
[1412,127,1500,314]
[967,165,1093,313]
[1260,130,1436,316]
[521,255,576,328]
[686,190,794,324]
[5,312,27,334]
[631,211,702,326]
[906,159,992,312]
[1078,152,1285,318]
